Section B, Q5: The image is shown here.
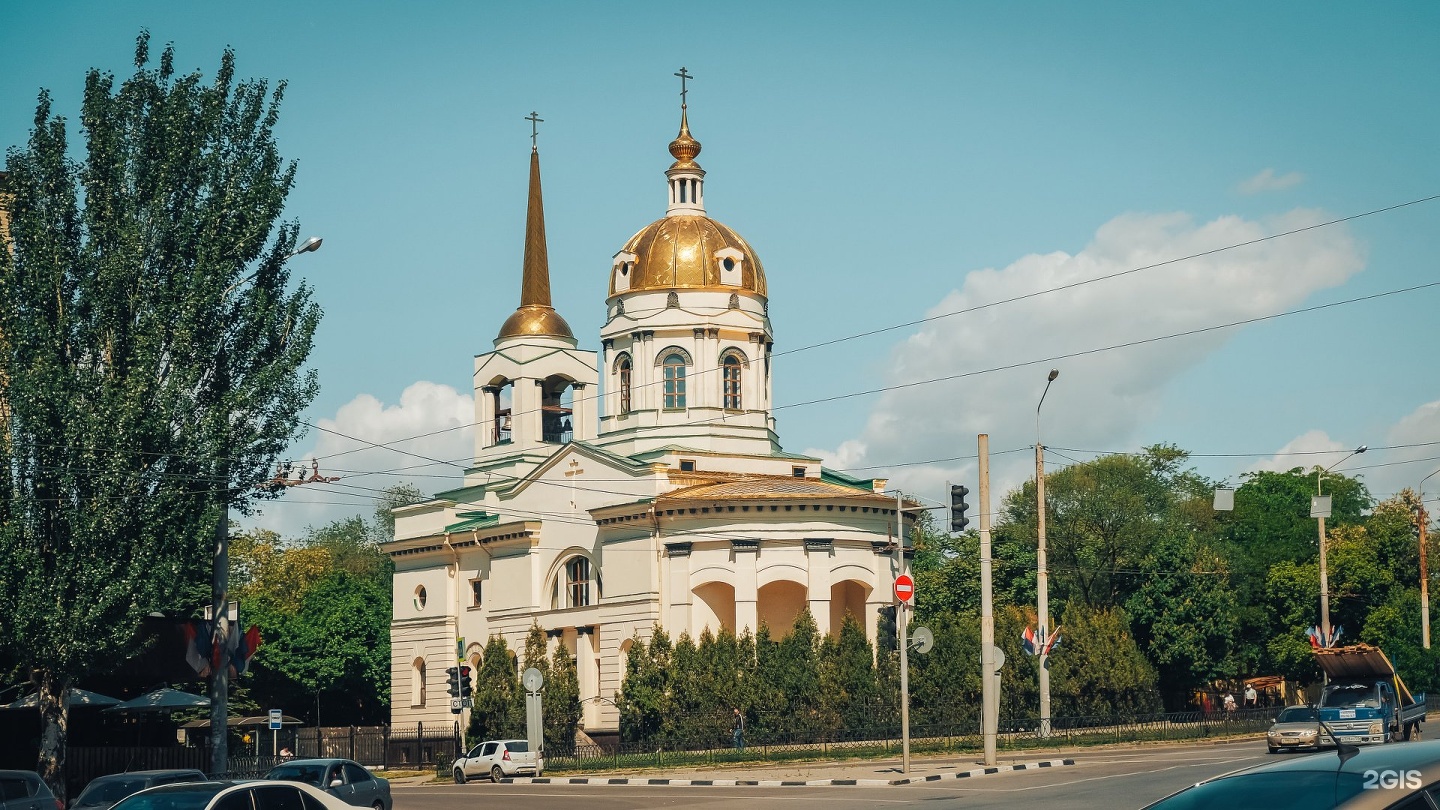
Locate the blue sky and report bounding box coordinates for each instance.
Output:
[4,1,1438,536]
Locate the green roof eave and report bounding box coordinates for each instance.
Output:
[444,510,500,534]
[821,467,878,492]
[432,483,487,502]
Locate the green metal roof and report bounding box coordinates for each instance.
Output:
[444,510,499,534]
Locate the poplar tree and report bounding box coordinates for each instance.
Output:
[0,33,318,794]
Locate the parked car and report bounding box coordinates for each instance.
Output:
[0,771,60,810]
[264,759,390,810]
[72,770,208,810]
[452,739,541,783]
[1266,705,1334,754]
[110,780,350,810]
[1143,738,1440,808]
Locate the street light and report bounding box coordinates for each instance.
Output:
[1316,444,1366,648]
[1420,468,1440,649]
[210,236,322,775]
[1035,368,1059,737]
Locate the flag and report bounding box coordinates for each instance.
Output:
[183,620,212,677]
[233,626,263,676]
[1021,626,1037,656]
[1307,625,1344,649]
[1043,627,1063,655]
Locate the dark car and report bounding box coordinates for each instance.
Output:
[0,771,60,810]
[72,771,208,810]
[110,780,350,810]
[264,760,389,810]
[1143,738,1440,809]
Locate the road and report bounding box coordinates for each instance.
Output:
[394,739,1278,809]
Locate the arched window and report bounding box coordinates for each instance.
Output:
[411,658,426,707]
[567,557,591,607]
[663,353,687,409]
[618,356,632,414]
[723,355,743,410]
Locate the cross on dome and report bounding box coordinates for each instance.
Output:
[525,111,543,151]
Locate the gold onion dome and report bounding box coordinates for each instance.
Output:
[610,216,766,296]
[668,109,702,168]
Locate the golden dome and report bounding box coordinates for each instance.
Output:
[668,109,701,169]
[611,215,766,296]
[497,304,575,341]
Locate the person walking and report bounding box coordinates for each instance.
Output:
[732,708,745,751]
[1223,692,1236,714]
[1244,684,1257,709]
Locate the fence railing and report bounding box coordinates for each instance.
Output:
[540,707,1281,772]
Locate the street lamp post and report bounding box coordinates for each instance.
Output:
[1035,368,1059,737]
[1317,445,1366,647]
[1420,468,1439,649]
[209,236,322,775]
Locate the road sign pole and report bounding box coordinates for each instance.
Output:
[896,489,910,775]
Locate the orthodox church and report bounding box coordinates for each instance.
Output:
[384,89,909,733]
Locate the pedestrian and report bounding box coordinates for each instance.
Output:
[1223,692,1236,714]
[732,708,745,751]
[1244,684,1257,708]
[279,746,294,760]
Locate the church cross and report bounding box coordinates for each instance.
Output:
[525,111,543,149]
[565,458,585,509]
[674,67,693,109]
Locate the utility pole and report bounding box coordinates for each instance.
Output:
[978,434,997,766]
[1421,502,1431,649]
[1035,369,1058,737]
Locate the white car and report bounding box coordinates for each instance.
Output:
[111,780,354,810]
[452,739,542,783]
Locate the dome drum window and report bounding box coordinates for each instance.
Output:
[658,347,692,410]
[611,251,637,293]
[720,348,747,410]
[614,353,633,415]
[714,247,745,286]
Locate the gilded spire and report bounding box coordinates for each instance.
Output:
[497,131,575,342]
[668,108,702,168]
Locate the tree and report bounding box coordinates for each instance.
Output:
[0,33,318,794]
[469,636,521,741]
[544,641,580,752]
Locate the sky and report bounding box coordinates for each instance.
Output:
[3,1,1438,538]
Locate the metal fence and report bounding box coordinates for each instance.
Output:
[293,723,461,770]
[540,707,1281,772]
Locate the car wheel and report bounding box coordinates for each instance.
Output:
[1267,746,1278,754]
[491,765,504,783]
[1404,723,1415,741]
[372,802,384,810]
[453,768,466,784]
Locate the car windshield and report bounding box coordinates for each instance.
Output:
[77,779,149,805]
[1322,685,1377,708]
[266,764,329,786]
[1149,771,1366,809]
[110,784,227,810]
[1276,707,1318,723]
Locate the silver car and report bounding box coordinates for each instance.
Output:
[0,771,59,810]
[452,739,541,783]
[265,760,390,810]
[1266,704,1334,753]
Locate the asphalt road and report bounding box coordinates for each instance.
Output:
[394,739,1278,809]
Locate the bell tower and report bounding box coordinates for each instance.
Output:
[473,116,597,468]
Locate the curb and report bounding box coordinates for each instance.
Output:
[497,757,1076,787]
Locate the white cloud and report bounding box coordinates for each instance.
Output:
[1238,168,1305,195]
[1243,429,1348,475]
[808,208,1365,509]
[244,381,474,539]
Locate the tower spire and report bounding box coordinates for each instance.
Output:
[496,114,575,343]
[666,68,705,216]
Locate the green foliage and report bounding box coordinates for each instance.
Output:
[469,636,521,740]
[1045,605,1162,718]
[544,641,581,751]
[0,33,318,787]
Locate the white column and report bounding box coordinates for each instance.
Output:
[734,545,759,634]
[665,549,691,635]
[477,386,498,452]
[807,549,831,636]
[571,383,592,441]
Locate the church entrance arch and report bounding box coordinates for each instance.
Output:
[692,581,736,636]
[757,580,807,638]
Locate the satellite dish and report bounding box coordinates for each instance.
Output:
[910,626,934,654]
[523,667,545,693]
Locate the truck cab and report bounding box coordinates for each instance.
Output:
[1314,644,1425,746]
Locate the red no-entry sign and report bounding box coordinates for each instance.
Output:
[894,574,915,603]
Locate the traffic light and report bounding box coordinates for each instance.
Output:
[877,605,898,653]
[950,484,970,533]
[458,664,472,696]
[445,666,461,698]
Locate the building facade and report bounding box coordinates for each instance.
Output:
[384,101,910,734]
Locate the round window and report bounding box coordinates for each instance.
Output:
[414,585,427,611]
[621,262,631,276]
[722,257,736,272]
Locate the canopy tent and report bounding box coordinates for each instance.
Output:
[2,688,122,709]
[104,688,210,713]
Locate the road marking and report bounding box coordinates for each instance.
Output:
[906,755,1266,793]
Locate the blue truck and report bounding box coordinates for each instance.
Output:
[1314,644,1426,745]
